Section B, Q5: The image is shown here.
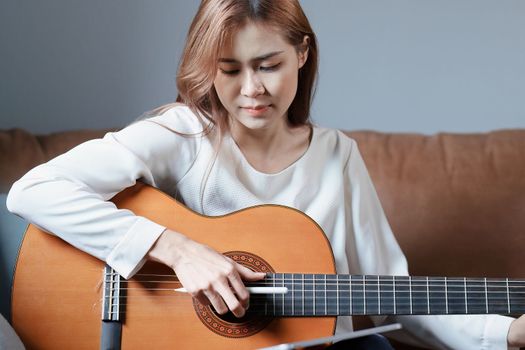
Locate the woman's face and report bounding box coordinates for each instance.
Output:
[213,21,308,132]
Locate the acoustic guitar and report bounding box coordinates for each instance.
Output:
[11,183,522,349]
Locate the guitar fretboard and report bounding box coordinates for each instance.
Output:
[247,274,525,316]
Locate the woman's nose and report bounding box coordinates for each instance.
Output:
[240,72,265,97]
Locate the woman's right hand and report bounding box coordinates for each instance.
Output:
[146,229,266,318]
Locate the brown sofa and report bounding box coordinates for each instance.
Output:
[1,127,525,349]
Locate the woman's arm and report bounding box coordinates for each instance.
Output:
[343,138,517,349]
[6,107,263,317]
[5,107,199,279]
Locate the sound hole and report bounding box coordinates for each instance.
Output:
[213,309,255,323]
[192,251,274,338]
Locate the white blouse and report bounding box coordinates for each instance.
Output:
[6,106,515,349]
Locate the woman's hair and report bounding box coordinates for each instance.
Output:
[147,0,319,211]
[152,0,319,134]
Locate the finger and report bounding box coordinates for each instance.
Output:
[193,291,211,306]
[227,269,250,309]
[214,281,245,318]
[181,280,211,306]
[203,289,229,315]
[236,263,266,281]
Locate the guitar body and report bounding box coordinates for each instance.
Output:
[12,183,337,349]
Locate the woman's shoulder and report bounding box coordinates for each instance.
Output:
[310,125,361,169]
[312,125,357,153]
[141,103,211,135]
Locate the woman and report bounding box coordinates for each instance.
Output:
[7,0,524,348]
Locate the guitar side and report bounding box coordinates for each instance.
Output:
[12,183,337,349]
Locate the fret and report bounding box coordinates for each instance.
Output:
[291,273,297,316]
[282,273,286,316]
[337,274,351,316]
[301,273,305,316]
[410,276,428,314]
[283,273,293,316]
[509,279,525,314]
[393,276,396,315]
[271,273,283,316]
[487,278,510,314]
[314,274,326,316]
[313,274,316,315]
[447,277,466,314]
[428,277,446,314]
[271,274,276,315]
[465,278,485,314]
[379,275,395,315]
[364,275,379,315]
[506,278,511,314]
[394,276,411,315]
[378,276,381,314]
[336,275,339,315]
[324,274,327,315]
[304,274,314,316]
[409,276,413,314]
[326,274,338,315]
[426,277,430,314]
[363,275,366,314]
[464,277,468,313]
[351,275,365,315]
[445,277,448,314]
[349,274,353,315]
[484,278,488,313]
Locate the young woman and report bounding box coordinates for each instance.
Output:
[7,0,525,348]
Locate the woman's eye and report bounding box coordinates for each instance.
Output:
[220,69,240,75]
[260,63,281,72]
[219,63,280,76]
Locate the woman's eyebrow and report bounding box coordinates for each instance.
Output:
[218,50,284,63]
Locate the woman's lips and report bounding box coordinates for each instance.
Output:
[242,105,270,116]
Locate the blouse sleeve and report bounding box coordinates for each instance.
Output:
[344,139,515,350]
[6,107,203,279]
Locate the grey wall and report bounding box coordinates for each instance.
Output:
[1,0,524,133]
[1,0,524,322]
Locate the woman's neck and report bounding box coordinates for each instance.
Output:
[230,117,291,154]
[229,117,312,174]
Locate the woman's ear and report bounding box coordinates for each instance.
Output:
[298,35,310,69]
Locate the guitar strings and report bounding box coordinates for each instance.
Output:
[105,280,525,289]
[101,296,525,303]
[101,299,525,316]
[117,274,525,285]
[101,287,525,295]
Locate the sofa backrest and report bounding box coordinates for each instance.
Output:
[347,130,525,279]
[2,128,525,281]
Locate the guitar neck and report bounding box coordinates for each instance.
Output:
[247,274,525,316]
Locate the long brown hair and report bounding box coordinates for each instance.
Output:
[152,0,319,134]
[148,1,319,211]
